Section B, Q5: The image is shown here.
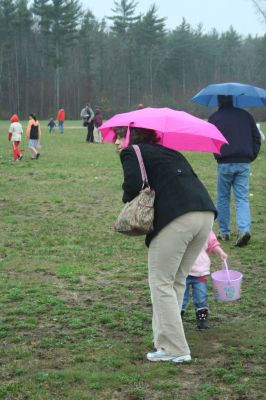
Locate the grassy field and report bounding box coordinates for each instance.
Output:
[0,120,265,400]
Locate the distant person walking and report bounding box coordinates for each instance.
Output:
[8,114,23,161]
[93,108,103,143]
[80,103,95,143]
[208,95,261,247]
[56,108,65,133]
[48,117,56,133]
[26,113,41,160]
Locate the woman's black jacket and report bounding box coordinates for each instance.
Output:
[119,143,217,247]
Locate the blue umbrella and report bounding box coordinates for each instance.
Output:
[192,82,266,108]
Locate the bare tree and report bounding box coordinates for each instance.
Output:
[251,0,266,23]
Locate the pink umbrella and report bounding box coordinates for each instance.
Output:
[99,107,228,154]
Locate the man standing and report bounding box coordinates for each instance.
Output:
[57,108,65,133]
[208,95,261,247]
[80,103,95,143]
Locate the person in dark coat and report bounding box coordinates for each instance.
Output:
[114,126,216,363]
[208,95,261,247]
[80,103,95,143]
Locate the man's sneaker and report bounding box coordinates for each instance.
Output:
[235,232,251,247]
[147,350,191,363]
[18,154,23,160]
[36,153,40,159]
[196,309,209,330]
[217,232,230,241]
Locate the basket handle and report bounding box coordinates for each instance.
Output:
[222,259,232,284]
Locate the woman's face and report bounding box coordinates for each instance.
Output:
[115,135,126,153]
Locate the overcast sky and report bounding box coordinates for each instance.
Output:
[81,0,265,37]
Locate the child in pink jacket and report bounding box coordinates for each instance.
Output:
[181,230,228,329]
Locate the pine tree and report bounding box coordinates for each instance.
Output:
[32,0,82,109]
[14,0,33,115]
[108,0,140,105]
[0,0,17,111]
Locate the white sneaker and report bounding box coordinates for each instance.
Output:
[147,350,191,363]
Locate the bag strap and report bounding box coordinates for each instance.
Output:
[132,145,149,187]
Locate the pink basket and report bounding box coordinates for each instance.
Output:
[211,261,243,302]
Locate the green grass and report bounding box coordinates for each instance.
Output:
[0,121,265,400]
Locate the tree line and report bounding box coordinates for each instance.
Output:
[0,0,265,120]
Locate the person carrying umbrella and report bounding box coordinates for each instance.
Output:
[113,125,217,363]
[99,107,227,362]
[208,95,261,247]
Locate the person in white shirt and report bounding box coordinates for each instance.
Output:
[8,114,23,161]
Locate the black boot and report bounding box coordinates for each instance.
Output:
[196,309,209,329]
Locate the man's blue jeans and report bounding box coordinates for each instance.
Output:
[182,275,209,310]
[58,120,64,133]
[217,163,251,235]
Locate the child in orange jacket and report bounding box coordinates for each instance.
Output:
[8,114,23,161]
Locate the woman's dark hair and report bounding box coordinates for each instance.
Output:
[29,113,37,121]
[114,127,127,137]
[113,126,159,144]
[113,126,127,143]
[130,127,159,144]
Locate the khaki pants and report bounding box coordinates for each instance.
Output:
[148,211,214,356]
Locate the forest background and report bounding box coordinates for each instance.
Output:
[0,0,265,121]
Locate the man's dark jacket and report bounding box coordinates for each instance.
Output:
[208,106,261,163]
[120,143,217,247]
